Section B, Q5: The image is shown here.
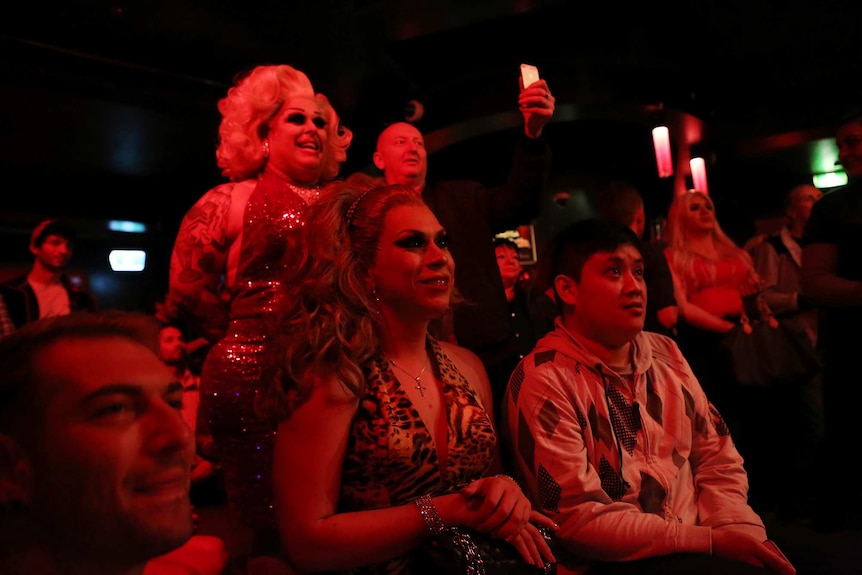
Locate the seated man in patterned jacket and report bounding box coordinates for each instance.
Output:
[502,218,795,575]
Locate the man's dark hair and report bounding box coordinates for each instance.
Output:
[30,218,78,248]
[0,311,160,435]
[548,218,642,283]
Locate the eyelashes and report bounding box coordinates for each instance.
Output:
[394,232,451,250]
[395,233,428,249]
[286,112,328,129]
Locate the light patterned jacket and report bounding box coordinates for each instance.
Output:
[503,319,766,573]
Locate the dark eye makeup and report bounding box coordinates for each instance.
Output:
[395,232,428,249]
[393,231,450,251]
[286,113,327,129]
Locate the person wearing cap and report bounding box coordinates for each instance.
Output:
[0,218,97,329]
[486,236,555,428]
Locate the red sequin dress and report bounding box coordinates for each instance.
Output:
[199,173,319,531]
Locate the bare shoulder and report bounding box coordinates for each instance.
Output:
[228,179,256,203]
[315,372,362,406]
[439,341,485,377]
[186,180,254,214]
[282,373,359,428]
[177,180,255,241]
[192,180,232,205]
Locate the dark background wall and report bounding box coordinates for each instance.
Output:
[2,0,859,312]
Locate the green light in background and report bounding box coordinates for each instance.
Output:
[812,171,847,189]
[811,138,840,174]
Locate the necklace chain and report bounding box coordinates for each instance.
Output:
[285,182,321,205]
[389,355,429,397]
[258,174,321,205]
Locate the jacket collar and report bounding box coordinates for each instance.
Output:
[779,226,802,268]
[543,320,654,376]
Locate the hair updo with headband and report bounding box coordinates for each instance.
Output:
[257,180,437,420]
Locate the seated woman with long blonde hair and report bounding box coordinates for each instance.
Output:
[256,181,557,574]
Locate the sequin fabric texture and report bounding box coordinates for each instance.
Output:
[199,174,319,530]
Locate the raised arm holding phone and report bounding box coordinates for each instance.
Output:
[368,64,555,416]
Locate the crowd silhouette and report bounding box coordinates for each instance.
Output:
[2,60,862,575]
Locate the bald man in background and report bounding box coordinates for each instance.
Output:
[369,74,555,382]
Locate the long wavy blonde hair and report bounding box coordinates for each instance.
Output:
[664,191,754,293]
[255,181,448,421]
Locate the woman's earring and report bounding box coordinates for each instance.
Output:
[371,288,381,318]
[262,140,270,159]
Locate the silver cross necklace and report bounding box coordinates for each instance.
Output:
[389,355,430,396]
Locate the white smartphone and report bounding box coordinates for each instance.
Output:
[520,63,540,87]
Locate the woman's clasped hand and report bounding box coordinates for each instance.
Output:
[453,475,558,567]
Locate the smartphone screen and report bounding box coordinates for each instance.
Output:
[520,64,540,87]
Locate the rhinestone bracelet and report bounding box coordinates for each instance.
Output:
[415,494,446,536]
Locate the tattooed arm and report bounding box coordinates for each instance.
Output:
[164,182,241,343]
